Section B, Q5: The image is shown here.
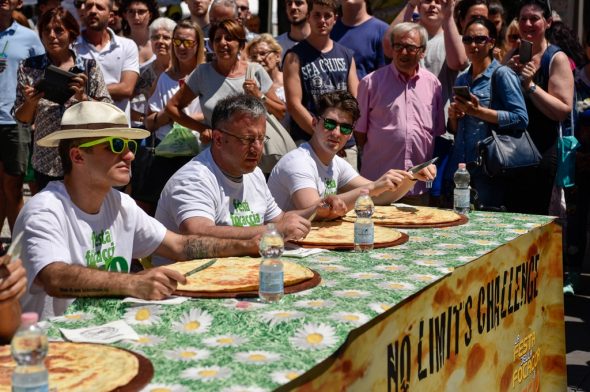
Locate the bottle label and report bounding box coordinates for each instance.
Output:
[454,188,470,208]
[259,270,284,294]
[354,222,374,245]
[12,385,49,392]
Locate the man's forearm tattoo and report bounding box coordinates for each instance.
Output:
[184,237,219,259]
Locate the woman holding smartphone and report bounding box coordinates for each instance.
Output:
[14,7,111,192]
[447,17,528,210]
[504,0,573,214]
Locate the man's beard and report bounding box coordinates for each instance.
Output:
[291,18,307,27]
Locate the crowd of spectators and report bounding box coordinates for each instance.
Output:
[0,0,589,295]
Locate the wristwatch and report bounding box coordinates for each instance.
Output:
[260,94,266,102]
[526,83,537,95]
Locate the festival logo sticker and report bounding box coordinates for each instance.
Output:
[203,334,248,348]
[323,178,337,196]
[289,323,338,351]
[235,351,281,365]
[0,41,8,73]
[229,199,262,227]
[85,229,129,272]
[164,347,211,362]
[180,366,232,382]
[260,310,305,327]
[172,309,213,334]
[123,306,163,326]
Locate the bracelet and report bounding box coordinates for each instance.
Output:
[526,83,537,95]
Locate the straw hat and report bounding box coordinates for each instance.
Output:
[37,101,151,147]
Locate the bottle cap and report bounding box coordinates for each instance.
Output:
[458,163,466,169]
[21,312,39,326]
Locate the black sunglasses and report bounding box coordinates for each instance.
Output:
[462,35,492,45]
[321,117,354,135]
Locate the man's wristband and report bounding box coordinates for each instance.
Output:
[526,83,537,95]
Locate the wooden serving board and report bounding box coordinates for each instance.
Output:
[174,270,321,298]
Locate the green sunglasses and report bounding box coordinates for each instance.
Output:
[78,136,138,154]
[321,117,354,135]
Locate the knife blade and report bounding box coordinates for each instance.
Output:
[184,259,217,277]
[408,157,439,174]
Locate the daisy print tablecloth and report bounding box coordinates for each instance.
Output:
[45,212,554,391]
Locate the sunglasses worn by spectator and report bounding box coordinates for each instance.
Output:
[462,35,492,45]
[321,117,354,135]
[392,43,424,54]
[173,38,196,48]
[217,128,269,146]
[508,34,521,42]
[79,137,138,154]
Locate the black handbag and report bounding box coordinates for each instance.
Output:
[476,67,541,177]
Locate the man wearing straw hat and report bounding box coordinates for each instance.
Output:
[14,101,259,318]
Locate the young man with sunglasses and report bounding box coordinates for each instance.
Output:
[155,94,345,265]
[14,101,260,318]
[75,0,139,124]
[356,22,444,206]
[268,91,436,212]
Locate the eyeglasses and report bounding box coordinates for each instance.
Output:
[320,117,354,135]
[392,43,424,54]
[173,38,197,48]
[216,128,269,146]
[507,34,521,42]
[151,34,172,41]
[250,50,273,60]
[79,137,138,154]
[126,8,149,16]
[461,35,492,45]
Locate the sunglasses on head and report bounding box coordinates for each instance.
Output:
[321,117,354,135]
[461,35,492,45]
[173,38,197,48]
[79,136,138,154]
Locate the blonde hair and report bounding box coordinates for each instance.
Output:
[246,33,282,59]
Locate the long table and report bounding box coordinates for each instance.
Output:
[45,211,566,391]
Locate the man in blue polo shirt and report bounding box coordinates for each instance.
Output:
[0,0,44,238]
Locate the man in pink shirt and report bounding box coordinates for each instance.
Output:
[355,22,444,204]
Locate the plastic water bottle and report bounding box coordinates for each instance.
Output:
[259,224,284,303]
[11,313,49,392]
[354,189,374,252]
[453,163,471,214]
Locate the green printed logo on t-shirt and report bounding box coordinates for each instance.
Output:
[84,229,129,273]
[324,178,337,196]
[230,199,262,227]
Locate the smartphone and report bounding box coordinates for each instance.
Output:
[453,86,471,101]
[519,40,533,64]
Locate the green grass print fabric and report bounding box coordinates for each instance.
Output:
[45,212,554,392]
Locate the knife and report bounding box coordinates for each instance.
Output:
[408,157,439,174]
[184,259,217,277]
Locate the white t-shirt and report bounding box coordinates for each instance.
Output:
[149,71,202,141]
[75,29,140,122]
[267,143,358,211]
[155,148,282,234]
[14,181,167,319]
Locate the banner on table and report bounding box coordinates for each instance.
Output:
[286,222,566,392]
